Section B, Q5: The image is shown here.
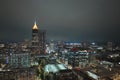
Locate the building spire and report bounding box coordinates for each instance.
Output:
[33,21,38,30]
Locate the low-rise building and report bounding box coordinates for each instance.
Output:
[9,52,31,68]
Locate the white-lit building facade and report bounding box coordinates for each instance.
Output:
[9,52,31,68]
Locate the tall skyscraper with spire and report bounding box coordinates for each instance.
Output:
[32,21,46,54]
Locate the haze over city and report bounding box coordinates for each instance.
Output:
[0,0,120,42]
[1,0,120,80]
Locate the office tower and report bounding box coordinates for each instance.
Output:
[107,42,113,51]
[38,29,46,54]
[32,21,46,54]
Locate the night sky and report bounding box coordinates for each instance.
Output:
[0,0,120,42]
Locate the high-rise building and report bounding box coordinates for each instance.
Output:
[32,21,46,54]
[32,21,39,48]
[38,29,46,54]
[107,42,113,51]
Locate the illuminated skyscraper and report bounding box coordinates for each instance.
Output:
[32,21,46,54]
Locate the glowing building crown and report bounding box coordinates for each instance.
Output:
[33,21,38,30]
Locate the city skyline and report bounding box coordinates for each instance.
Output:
[0,0,120,42]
